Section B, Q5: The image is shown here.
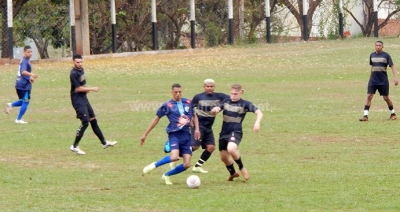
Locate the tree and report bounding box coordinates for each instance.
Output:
[344,0,400,37]
[1,0,29,58]
[278,0,323,39]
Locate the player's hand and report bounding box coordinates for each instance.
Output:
[92,87,99,92]
[29,78,35,84]
[394,79,398,86]
[194,129,200,140]
[253,123,260,132]
[140,135,146,145]
[30,73,38,79]
[211,107,221,114]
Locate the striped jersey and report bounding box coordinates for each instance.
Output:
[192,92,229,129]
[218,98,258,135]
[369,51,394,85]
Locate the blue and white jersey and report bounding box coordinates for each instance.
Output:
[156,98,194,134]
[15,57,32,90]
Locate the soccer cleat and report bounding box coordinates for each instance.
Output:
[169,161,177,170]
[227,172,240,181]
[192,166,209,173]
[70,145,86,155]
[389,113,397,120]
[161,174,173,185]
[359,116,368,122]
[240,167,250,181]
[143,162,156,174]
[15,119,28,124]
[4,103,12,114]
[102,141,117,149]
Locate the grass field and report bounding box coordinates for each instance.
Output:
[1,37,400,211]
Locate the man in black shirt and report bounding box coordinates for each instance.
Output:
[69,54,117,155]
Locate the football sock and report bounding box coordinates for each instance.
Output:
[73,121,89,148]
[226,163,236,176]
[234,157,244,170]
[389,105,395,114]
[363,105,370,116]
[16,101,29,120]
[90,119,106,145]
[155,156,171,167]
[195,150,212,167]
[12,100,23,107]
[165,164,185,176]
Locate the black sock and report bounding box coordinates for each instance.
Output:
[226,163,236,176]
[195,150,212,167]
[74,121,89,147]
[90,119,106,145]
[389,105,394,112]
[234,157,244,170]
[364,105,370,111]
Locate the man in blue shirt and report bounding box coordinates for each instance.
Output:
[359,41,398,121]
[211,84,263,181]
[140,83,200,185]
[191,79,229,173]
[69,54,117,155]
[5,46,38,124]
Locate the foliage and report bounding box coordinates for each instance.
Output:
[204,21,223,47]
[2,38,400,211]
[317,0,349,39]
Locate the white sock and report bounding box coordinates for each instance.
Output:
[390,109,395,114]
[363,110,369,116]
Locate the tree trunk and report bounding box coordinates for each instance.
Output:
[239,0,245,40]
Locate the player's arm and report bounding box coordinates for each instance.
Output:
[140,116,160,145]
[253,109,263,132]
[390,64,398,86]
[192,113,200,140]
[75,86,99,93]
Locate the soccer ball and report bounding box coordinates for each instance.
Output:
[186,175,201,189]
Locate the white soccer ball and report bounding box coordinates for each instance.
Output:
[186,175,201,189]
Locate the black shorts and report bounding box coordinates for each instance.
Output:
[368,84,389,96]
[218,132,242,151]
[16,89,31,101]
[191,127,215,148]
[74,103,95,122]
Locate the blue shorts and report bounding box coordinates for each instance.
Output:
[168,131,192,156]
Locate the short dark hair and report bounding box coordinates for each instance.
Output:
[24,46,31,51]
[376,41,383,45]
[171,83,181,89]
[73,54,82,60]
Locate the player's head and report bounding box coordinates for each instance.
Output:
[230,84,244,102]
[171,83,182,101]
[203,79,215,94]
[23,46,32,59]
[73,54,83,70]
[375,41,384,53]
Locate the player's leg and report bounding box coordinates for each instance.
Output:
[70,106,89,155]
[87,104,117,148]
[380,85,396,120]
[193,129,215,173]
[219,137,240,181]
[227,134,249,180]
[360,85,376,121]
[15,90,30,123]
[5,89,23,114]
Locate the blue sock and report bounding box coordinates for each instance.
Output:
[155,156,171,167]
[12,100,23,107]
[17,101,29,120]
[165,164,186,176]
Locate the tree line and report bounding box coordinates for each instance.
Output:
[1,0,399,59]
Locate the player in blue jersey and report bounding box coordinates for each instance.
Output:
[211,84,263,181]
[359,41,398,121]
[5,46,38,124]
[69,54,117,155]
[191,79,229,173]
[141,83,200,185]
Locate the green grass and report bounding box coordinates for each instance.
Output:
[1,37,400,211]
